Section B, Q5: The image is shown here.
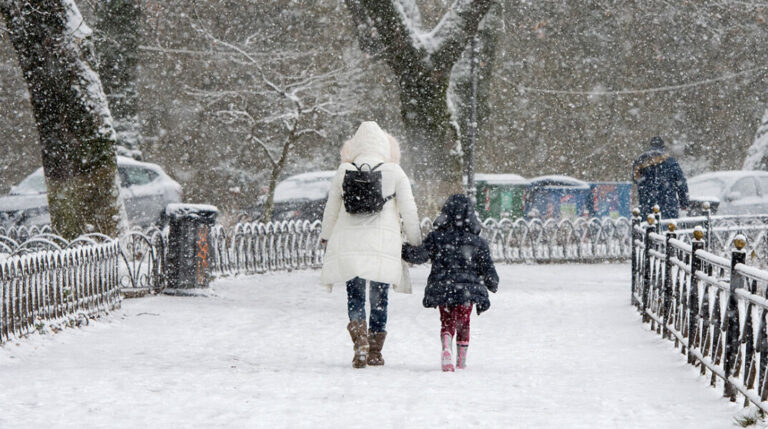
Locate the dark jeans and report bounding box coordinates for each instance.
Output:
[346,277,389,333]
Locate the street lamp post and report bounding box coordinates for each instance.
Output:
[466,34,480,205]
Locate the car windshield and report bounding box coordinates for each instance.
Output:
[11,169,46,195]
[274,176,332,202]
[689,177,726,199]
[119,166,158,187]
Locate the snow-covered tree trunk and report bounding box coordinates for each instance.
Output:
[345,0,493,214]
[743,109,768,170]
[95,0,143,160]
[0,0,123,239]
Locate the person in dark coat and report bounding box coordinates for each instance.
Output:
[632,136,689,218]
[403,194,499,371]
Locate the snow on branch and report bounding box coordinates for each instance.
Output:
[428,0,493,71]
[744,109,768,170]
[185,8,364,221]
[248,132,278,167]
[355,0,422,66]
[350,0,492,73]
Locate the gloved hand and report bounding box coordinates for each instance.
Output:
[401,243,429,264]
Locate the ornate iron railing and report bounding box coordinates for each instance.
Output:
[0,225,53,244]
[207,216,632,277]
[469,217,630,263]
[633,211,768,413]
[644,211,768,269]
[118,227,167,292]
[0,224,167,343]
[2,215,635,295]
[0,225,167,294]
[209,220,325,275]
[0,240,121,344]
[0,213,636,343]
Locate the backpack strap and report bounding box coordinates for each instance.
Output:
[373,163,393,203]
[350,162,385,172]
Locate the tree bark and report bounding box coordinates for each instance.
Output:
[345,0,493,214]
[397,69,462,212]
[95,0,143,159]
[0,0,123,239]
[259,133,294,224]
[744,109,768,170]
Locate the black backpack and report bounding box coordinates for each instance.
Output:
[342,163,396,214]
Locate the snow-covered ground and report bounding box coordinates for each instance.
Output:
[0,264,750,428]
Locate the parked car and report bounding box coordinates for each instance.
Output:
[687,171,768,215]
[0,156,183,228]
[267,171,335,221]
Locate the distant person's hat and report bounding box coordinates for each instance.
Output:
[650,136,665,149]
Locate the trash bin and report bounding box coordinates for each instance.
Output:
[589,182,631,219]
[165,203,219,290]
[474,174,530,220]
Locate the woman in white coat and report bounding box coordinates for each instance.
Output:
[320,121,422,369]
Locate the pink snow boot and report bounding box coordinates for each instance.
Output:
[441,333,455,372]
[456,342,469,369]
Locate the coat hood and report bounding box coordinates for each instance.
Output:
[341,121,392,164]
[634,148,670,180]
[649,136,665,149]
[433,194,482,235]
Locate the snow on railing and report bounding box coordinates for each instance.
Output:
[209,220,325,275]
[632,212,768,413]
[0,225,170,343]
[0,213,636,343]
[649,212,768,269]
[0,224,54,246]
[3,215,633,296]
[118,227,167,293]
[0,240,121,344]
[0,226,167,293]
[208,216,632,277]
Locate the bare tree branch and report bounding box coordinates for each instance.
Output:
[430,0,493,72]
[186,16,362,221]
[296,128,327,139]
[248,132,277,167]
[355,0,423,72]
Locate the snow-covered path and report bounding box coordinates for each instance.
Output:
[0,264,745,428]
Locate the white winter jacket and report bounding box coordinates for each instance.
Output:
[320,122,422,289]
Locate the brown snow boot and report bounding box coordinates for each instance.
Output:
[367,331,387,366]
[347,320,369,368]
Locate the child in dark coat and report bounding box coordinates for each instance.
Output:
[403,194,499,371]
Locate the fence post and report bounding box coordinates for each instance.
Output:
[724,234,746,401]
[663,222,676,339]
[653,204,661,234]
[688,229,704,364]
[631,208,640,306]
[704,202,712,250]
[642,214,655,322]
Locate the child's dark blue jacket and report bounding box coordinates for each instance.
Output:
[404,194,499,314]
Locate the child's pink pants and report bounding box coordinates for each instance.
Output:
[439,304,472,344]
